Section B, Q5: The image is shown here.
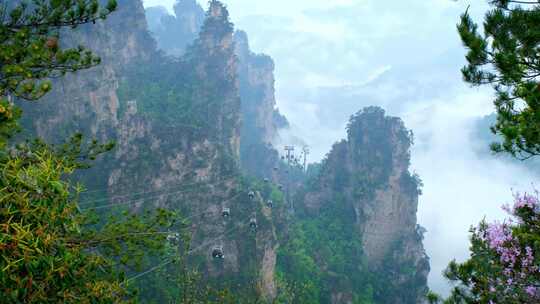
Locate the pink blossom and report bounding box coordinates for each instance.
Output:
[512,192,538,213]
[525,286,537,297]
[483,192,540,301]
[485,222,513,250]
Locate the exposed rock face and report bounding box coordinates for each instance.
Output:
[23,0,155,142]
[301,107,429,303]
[260,243,278,299]
[235,30,279,145]
[144,3,290,183]
[234,30,290,181]
[20,0,158,196]
[142,8,291,298]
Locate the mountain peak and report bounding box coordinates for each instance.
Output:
[208,0,228,19]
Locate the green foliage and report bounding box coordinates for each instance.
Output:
[0,0,117,100]
[194,1,233,44]
[184,0,239,141]
[426,291,443,304]
[277,194,375,304]
[0,138,178,303]
[118,1,239,146]
[442,224,512,304]
[273,273,321,304]
[457,1,540,159]
[442,193,540,303]
[116,58,203,129]
[0,99,22,149]
[281,107,425,303]
[370,235,429,303]
[346,107,412,180]
[316,107,419,199]
[133,219,242,304]
[473,113,540,174]
[0,0,116,148]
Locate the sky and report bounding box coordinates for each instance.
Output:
[142,0,540,296]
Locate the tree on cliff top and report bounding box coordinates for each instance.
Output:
[458,0,540,159]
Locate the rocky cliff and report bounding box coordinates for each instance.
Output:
[281,107,429,303]
[21,0,154,141]
[234,30,291,181]
[21,0,279,300]
[144,1,290,182]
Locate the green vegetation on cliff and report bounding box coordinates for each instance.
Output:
[276,107,427,304]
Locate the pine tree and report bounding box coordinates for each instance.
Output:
[0,0,117,147]
[458,0,540,159]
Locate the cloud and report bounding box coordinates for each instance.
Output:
[143,0,176,12]
[404,88,539,294]
[275,99,347,161]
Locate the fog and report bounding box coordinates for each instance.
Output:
[143,0,540,295]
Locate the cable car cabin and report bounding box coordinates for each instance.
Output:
[222,207,230,218]
[264,178,269,183]
[273,166,278,171]
[212,246,224,259]
[248,191,255,200]
[278,184,283,190]
[249,218,258,229]
[167,233,180,243]
[267,200,273,208]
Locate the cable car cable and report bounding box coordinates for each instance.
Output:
[122,223,245,285]
[79,178,238,210]
[81,187,244,212]
[79,172,236,196]
[80,174,238,205]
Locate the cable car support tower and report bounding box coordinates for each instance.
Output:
[284,145,295,214]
